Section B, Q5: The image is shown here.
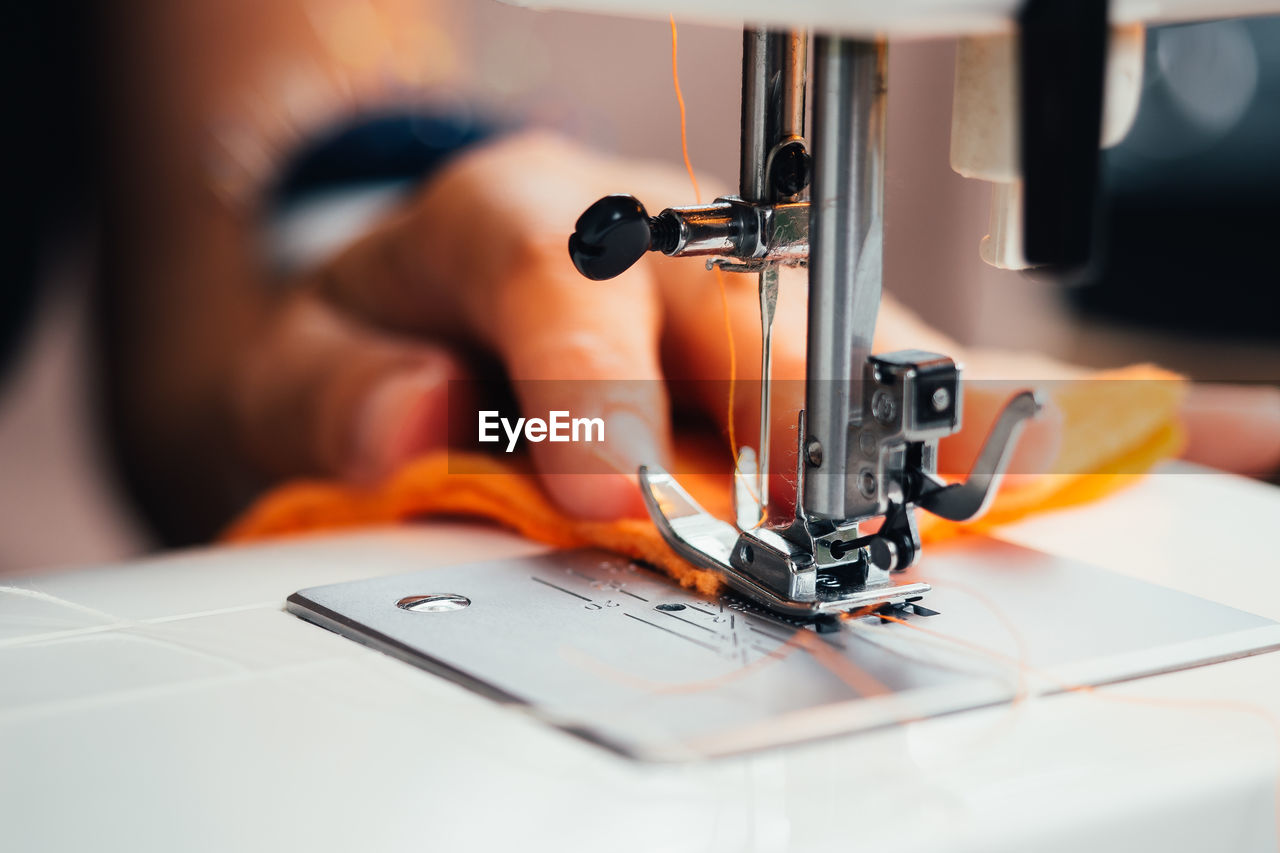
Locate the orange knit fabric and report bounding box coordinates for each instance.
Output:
[225,365,1184,594]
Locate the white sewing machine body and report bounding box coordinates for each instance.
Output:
[3,464,1280,851]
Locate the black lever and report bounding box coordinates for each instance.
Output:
[568,194,657,280]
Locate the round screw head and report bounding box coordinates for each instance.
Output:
[931,387,951,412]
[805,438,823,467]
[859,470,877,498]
[872,389,897,424]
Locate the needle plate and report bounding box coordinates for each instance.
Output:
[288,538,1280,761]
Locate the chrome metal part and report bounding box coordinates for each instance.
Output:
[918,389,1045,521]
[740,29,808,203]
[763,202,809,258]
[755,264,779,516]
[847,350,963,518]
[740,27,807,519]
[804,37,888,521]
[640,464,929,617]
[289,546,1280,761]
[638,466,738,575]
[775,409,869,573]
[652,199,807,264]
[396,594,471,613]
[658,200,745,257]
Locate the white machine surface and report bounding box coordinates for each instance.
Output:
[3,462,1280,852]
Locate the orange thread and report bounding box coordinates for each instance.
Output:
[872,609,1280,846]
[871,612,1027,674]
[794,628,893,697]
[669,17,702,205]
[669,15,744,484]
[932,577,1031,704]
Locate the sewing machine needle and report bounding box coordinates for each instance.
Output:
[734,446,760,531]
[756,265,779,523]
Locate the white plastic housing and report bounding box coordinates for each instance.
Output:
[949,25,1146,269]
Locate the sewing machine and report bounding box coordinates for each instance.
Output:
[5,3,1280,849]
[554,1,1192,618]
[278,0,1280,761]
[565,28,1040,619]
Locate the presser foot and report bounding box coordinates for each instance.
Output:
[638,465,930,618]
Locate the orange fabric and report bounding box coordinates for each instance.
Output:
[225,445,728,595]
[920,364,1187,539]
[225,365,1185,593]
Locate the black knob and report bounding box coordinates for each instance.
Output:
[867,536,898,573]
[568,195,653,281]
[867,533,917,574]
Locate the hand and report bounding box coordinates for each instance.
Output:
[232,131,759,519]
[228,132,1280,526]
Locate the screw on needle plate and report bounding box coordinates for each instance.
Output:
[397,594,470,613]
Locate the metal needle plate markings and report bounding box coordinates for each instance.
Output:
[289,540,1280,761]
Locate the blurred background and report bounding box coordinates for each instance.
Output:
[1,1,1276,572]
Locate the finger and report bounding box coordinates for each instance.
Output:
[230,292,470,483]
[493,255,674,521]
[309,134,710,346]
[303,136,689,520]
[1179,384,1280,476]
